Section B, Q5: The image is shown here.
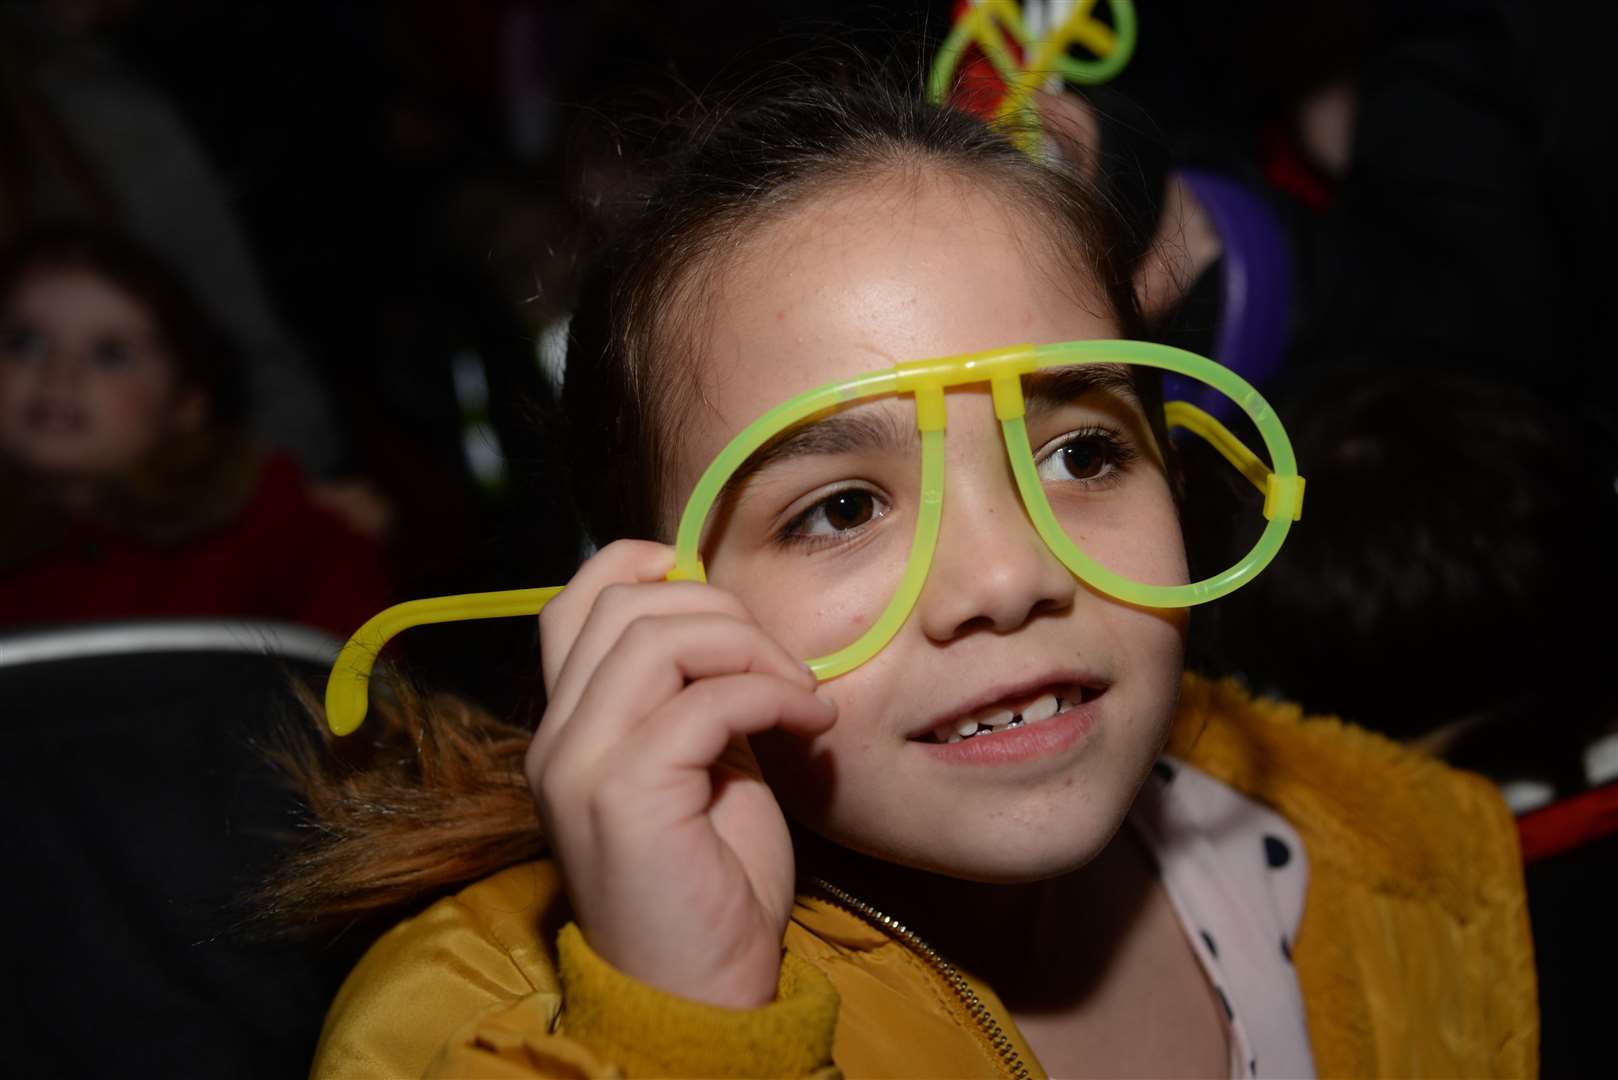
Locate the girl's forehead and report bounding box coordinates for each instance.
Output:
[9,267,154,332]
[678,176,1116,467]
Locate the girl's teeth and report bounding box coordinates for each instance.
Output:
[929,695,1073,743]
[1023,694,1060,725]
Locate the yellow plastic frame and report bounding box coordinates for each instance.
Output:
[326,340,1302,735]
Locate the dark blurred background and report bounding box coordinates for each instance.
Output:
[3,2,1615,1075]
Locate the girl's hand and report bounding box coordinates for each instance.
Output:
[525,540,837,1009]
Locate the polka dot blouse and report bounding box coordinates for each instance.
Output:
[1130,758,1316,1079]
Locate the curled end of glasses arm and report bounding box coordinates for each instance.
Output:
[324,587,566,735]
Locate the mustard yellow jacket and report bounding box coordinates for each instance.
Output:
[312,676,1538,1078]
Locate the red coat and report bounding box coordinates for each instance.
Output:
[0,454,389,640]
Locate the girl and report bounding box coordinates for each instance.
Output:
[0,226,388,638]
[280,72,1535,1078]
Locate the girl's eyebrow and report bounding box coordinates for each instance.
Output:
[1022,363,1143,414]
[724,363,1140,491]
[724,405,913,491]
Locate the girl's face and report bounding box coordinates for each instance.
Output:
[0,268,201,480]
[670,173,1188,883]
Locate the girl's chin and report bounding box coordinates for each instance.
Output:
[812,814,1127,887]
[911,841,1114,885]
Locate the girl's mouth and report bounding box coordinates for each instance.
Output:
[916,684,1105,744]
[24,400,88,434]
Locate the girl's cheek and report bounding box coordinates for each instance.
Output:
[96,375,181,452]
[1119,502,1190,587]
[1119,504,1190,590]
[1126,603,1190,690]
[711,557,878,663]
[108,383,163,423]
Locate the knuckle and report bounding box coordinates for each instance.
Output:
[686,672,769,716]
[679,674,732,710]
[709,586,750,621]
[527,739,574,797]
[593,581,636,617]
[620,613,666,651]
[586,777,634,825]
[529,756,561,800]
[597,538,673,578]
[597,537,647,559]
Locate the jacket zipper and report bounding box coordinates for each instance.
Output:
[807,876,1033,1080]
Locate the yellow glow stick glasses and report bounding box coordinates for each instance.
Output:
[326,340,1303,735]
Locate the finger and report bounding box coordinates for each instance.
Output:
[536,580,806,772]
[539,540,675,691]
[649,674,839,769]
[544,580,767,738]
[530,612,813,788]
[584,674,837,820]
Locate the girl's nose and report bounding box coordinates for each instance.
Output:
[915,466,1077,642]
[36,352,78,389]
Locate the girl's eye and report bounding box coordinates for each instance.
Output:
[1035,427,1136,486]
[1,327,45,362]
[92,340,132,368]
[778,487,888,545]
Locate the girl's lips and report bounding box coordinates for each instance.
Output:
[903,675,1107,742]
[910,690,1104,766]
[24,400,88,433]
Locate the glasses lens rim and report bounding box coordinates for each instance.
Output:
[674,341,1301,664]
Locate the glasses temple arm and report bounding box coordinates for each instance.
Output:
[1163,400,1305,522]
[324,586,564,736]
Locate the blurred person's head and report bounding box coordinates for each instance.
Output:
[0,224,248,513]
[1213,368,1618,787]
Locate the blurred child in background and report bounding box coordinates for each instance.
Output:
[0,225,388,639]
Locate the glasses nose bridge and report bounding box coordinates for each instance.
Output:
[888,352,1062,615]
[893,345,1040,430]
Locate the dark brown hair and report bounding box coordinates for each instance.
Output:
[561,69,1147,546]
[265,62,1153,932]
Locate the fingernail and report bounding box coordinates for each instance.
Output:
[816,691,838,712]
